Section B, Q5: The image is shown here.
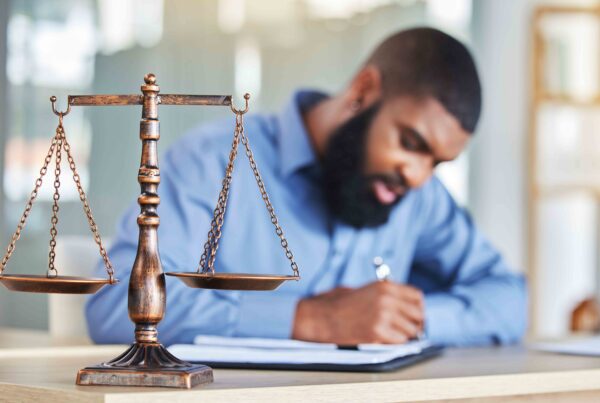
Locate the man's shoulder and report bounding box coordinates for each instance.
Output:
[390,175,456,224]
[159,112,279,188]
[171,113,278,160]
[403,175,451,205]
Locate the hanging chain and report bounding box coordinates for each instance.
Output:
[198,110,300,278]
[61,124,116,283]
[0,131,58,274]
[0,114,115,283]
[238,115,300,278]
[198,114,242,273]
[47,125,63,278]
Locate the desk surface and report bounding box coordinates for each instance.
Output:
[0,328,599,402]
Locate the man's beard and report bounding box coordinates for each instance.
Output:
[321,102,406,228]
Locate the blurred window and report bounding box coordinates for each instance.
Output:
[2,0,472,234]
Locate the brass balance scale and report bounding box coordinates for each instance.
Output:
[0,73,300,388]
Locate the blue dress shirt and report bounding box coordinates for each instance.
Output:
[86,90,528,347]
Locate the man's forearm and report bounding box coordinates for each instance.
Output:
[423,273,528,346]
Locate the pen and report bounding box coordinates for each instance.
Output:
[372,256,425,341]
[373,256,391,281]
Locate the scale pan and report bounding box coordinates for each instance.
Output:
[165,272,299,291]
[0,274,116,294]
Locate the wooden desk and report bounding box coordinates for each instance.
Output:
[0,329,599,402]
[0,327,125,359]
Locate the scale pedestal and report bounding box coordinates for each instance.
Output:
[77,342,213,388]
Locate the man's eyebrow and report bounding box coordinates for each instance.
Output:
[402,125,452,166]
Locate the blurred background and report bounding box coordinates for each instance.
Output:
[0,0,598,340]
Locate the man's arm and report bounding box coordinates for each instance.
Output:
[292,177,527,346]
[85,120,302,345]
[410,177,528,346]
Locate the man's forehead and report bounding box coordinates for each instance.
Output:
[384,96,471,161]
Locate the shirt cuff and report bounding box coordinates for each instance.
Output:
[235,292,301,339]
[424,293,467,346]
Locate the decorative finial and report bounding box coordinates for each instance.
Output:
[144,73,156,85]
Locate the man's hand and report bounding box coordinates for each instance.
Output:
[292,282,424,345]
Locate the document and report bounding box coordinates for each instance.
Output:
[531,337,600,356]
[168,335,433,365]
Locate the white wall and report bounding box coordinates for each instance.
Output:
[0,0,9,328]
[470,0,529,272]
[536,194,597,336]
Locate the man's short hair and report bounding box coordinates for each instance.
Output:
[367,27,482,133]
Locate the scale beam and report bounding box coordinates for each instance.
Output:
[159,94,232,106]
[68,94,232,106]
[68,95,142,106]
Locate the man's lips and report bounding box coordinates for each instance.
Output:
[372,180,403,205]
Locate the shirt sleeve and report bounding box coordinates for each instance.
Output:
[409,177,528,347]
[84,119,300,345]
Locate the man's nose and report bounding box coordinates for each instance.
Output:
[398,155,434,188]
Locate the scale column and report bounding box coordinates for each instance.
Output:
[130,73,164,343]
[76,74,213,388]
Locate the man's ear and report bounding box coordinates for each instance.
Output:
[345,65,382,111]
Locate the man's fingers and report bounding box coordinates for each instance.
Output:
[396,284,424,305]
[381,305,424,341]
[378,293,422,324]
[370,281,424,305]
[397,301,424,325]
[394,317,420,340]
[372,323,410,344]
[374,319,418,344]
[371,304,420,342]
[373,283,424,319]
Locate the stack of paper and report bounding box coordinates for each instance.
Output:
[532,337,600,357]
[168,335,432,365]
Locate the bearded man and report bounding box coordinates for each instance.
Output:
[86,27,527,347]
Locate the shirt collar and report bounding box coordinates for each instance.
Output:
[278,89,328,178]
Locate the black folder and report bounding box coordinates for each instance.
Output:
[191,345,444,372]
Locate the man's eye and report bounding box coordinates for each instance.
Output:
[400,130,423,151]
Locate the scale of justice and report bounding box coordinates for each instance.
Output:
[0,73,301,388]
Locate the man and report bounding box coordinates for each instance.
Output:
[86,27,527,347]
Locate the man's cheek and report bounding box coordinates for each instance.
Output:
[411,169,435,189]
[366,149,397,175]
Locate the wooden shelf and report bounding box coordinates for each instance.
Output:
[534,184,600,198]
[528,5,600,337]
[537,95,600,107]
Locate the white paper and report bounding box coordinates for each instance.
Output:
[532,337,600,357]
[193,335,339,350]
[168,336,431,365]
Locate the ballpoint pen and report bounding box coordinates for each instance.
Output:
[372,256,391,281]
[372,256,425,340]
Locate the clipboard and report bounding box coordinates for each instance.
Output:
[168,336,444,373]
[198,345,444,372]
